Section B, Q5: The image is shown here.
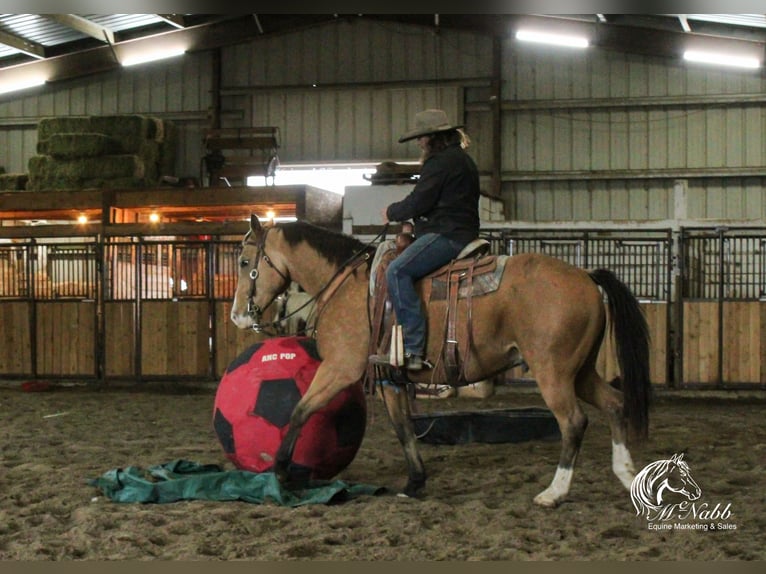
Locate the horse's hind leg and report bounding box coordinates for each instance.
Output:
[379,381,427,497]
[534,369,588,508]
[575,366,636,490]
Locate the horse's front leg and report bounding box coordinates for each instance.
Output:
[379,380,427,497]
[273,364,361,486]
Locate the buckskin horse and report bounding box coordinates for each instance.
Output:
[230,215,651,507]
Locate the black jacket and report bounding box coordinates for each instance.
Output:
[386,143,480,245]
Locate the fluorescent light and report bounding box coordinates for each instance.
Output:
[121,48,186,67]
[0,77,46,95]
[683,50,760,69]
[516,29,589,49]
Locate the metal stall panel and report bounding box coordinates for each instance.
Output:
[135,239,211,380]
[104,240,137,378]
[0,243,32,376]
[105,237,214,380]
[32,242,99,378]
[681,229,766,387]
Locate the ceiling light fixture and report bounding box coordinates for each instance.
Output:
[683,49,760,69]
[121,48,186,67]
[515,29,589,49]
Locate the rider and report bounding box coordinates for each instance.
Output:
[369,109,481,371]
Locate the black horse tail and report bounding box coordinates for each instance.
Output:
[589,269,652,442]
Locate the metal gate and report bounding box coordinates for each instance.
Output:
[680,227,766,388]
[102,234,267,382]
[0,237,99,380]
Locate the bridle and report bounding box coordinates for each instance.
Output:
[242,227,290,322]
[239,221,387,334]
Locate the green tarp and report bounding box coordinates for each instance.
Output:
[89,460,385,507]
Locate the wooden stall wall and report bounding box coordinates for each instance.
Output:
[104,302,135,378]
[140,301,210,378]
[0,301,32,375]
[682,301,765,386]
[35,302,97,376]
[2,227,765,389]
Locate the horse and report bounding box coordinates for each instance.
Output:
[230,215,652,507]
[631,453,701,520]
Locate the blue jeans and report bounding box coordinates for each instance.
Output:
[385,233,466,357]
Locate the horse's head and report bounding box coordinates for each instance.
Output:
[230,214,291,330]
[660,453,701,502]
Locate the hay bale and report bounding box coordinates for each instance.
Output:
[0,173,29,190]
[89,115,156,153]
[37,117,92,141]
[26,174,82,191]
[28,154,145,180]
[32,114,177,190]
[80,177,146,190]
[37,133,121,159]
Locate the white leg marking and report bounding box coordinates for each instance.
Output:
[534,466,573,507]
[612,441,635,489]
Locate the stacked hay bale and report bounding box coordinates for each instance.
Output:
[27,114,177,191]
[0,165,28,191]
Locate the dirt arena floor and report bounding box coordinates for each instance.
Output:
[0,381,763,561]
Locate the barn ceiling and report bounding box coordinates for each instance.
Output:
[1,13,766,80]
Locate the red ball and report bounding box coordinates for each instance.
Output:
[213,336,367,480]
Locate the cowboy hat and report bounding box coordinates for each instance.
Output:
[398,109,464,143]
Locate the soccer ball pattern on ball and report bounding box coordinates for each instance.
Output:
[213,336,367,480]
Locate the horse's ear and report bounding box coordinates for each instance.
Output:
[671,453,684,463]
[250,214,262,234]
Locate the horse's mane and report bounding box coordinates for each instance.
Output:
[631,458,669,515]
[278,221,368,269]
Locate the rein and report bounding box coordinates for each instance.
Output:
[244,223,389,335]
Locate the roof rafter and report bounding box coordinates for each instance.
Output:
[0,28,46,59]
[156,14,186,29]
[42,14,115,45]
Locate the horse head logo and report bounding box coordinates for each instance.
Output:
[630,453,702,518]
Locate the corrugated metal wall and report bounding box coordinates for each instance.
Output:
[218,19,491,164]
[3,18,766,223]
[501,43,766,222]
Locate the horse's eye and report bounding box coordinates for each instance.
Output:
[240,259,249,268]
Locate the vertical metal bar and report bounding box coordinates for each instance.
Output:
[135,238,143,382]
[207,238,216,379]
[717,229,725,388]
[673,229,684,389]
[29,241,38,379]
[97,236,106,384]
[665,230,674,388]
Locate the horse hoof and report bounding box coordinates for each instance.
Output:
[402,482,425,499]
[533,492,561,508]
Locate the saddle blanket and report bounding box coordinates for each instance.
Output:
[369,241,508,300]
